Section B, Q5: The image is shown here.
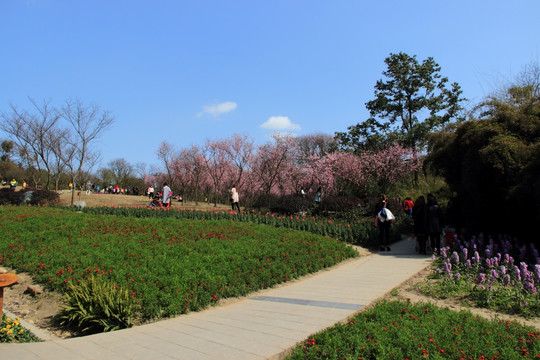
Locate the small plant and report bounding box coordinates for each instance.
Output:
[55,275,137,335]
[0,314,40,343]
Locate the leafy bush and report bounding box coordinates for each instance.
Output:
[55,275,137,335]
[26,189,60,206]
[0,188,59,206]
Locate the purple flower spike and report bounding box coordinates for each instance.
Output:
[503,274,511,286]
[500,266,507,276]
[443,262,452,274]
[455,273,461,280]
[473,251,481,263]
[466,259,472,268]
[503,253,510,264]
[462,248,468,260]
[477,273,486,284]
[534,265,540,282]
[491,269,499,279]
[514,266,521,282]
[451,251,460,264]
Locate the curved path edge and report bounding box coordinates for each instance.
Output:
[0,237,432,360]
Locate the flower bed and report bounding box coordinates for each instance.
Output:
[419,233,540,318]
[76,204,385,247]
[0,206,357,323]
[287,300,540,359]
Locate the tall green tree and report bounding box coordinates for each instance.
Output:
[337,52,466,153]
[427,73,540,239]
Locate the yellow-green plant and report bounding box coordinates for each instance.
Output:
[55,275,137,335]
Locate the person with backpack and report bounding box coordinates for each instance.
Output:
[375,194,394,251]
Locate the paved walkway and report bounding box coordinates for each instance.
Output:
[0,237,432,360]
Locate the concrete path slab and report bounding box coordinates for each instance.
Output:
[0,237,432,359]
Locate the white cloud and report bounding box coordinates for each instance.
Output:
[260,116,301,131]
[198,101,237,117]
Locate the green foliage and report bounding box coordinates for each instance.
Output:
[0,188,59,206]
[55,275,137,335]
[77,204,381,247]
[0,206,358,324]
[336,52,466,153]
[427,88,540,238]
[287,300,540,359]
[0,314,41,343]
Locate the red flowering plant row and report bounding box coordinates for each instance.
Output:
[0,206,357,321]
[287,300,540,359]
[422,233,540,318]
[77,204,383,248]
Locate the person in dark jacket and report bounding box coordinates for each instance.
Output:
[426,193,444,255]
[412,196,428,255]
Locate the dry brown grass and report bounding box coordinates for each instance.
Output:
[57,191,232,211]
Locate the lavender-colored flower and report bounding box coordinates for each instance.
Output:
[485,258,492,268]
[520,262,528,275]
[492,257,499,268]
[503,274,511,286]
[496,253,502,262]
[509,256,515,268]
[534,265,540,282]
[499,266,507,276]
[441,247,448,258]
[503,253,510,264]
[523,280,537,294]
[462,247,468,260]
[514,266,521,282]
[450,251,460,264]
[484,247,491,259]
[476,273,486,284]
[473,251,481,264]
[491,269,499,279]
[454,273,461,280]
[443,262,452,274]
[466,259,472,268]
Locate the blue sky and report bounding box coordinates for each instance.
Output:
[1,1,539,170]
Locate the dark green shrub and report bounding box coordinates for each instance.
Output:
[55,275,138,335]
[26,189,60,206]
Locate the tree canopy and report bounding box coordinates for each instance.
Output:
[337,52,466,153]
[427,70,540,239]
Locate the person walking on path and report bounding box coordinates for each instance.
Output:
[403,197,414,218]
[375,194,394,251]
[161,183,171,209]
[426,193,444,254]
[314,187,322,204]
[231,185,240,212]
[412,196,428,254]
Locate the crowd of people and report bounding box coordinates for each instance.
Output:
[376,193,456,255]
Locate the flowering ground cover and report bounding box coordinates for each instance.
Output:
[419,233,540,318]
[0,205,357,326]
[0,314,40,343]
[78,205,383,247]
[287,300,540,359]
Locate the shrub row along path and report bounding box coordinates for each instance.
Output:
[0,237,431,360]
